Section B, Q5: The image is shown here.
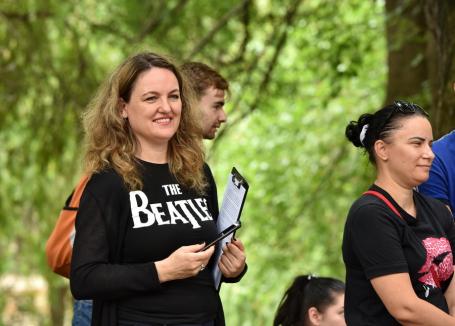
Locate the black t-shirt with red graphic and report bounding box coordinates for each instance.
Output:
[343,184,455,325]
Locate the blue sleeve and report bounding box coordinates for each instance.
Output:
[419,155,450,208]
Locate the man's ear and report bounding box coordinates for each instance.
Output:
[374,139,389,162]
[119,98,128,118]
[308,307,321,325]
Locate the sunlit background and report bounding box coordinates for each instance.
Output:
[1,0,454,324]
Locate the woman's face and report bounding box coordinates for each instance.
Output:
[318,293,346,326]
[121,67,182,150]
[378,116,434,188]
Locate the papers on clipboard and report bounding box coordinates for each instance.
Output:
[212,167,249,290]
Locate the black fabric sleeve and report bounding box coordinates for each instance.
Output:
[222,264,248,283]
[204,163,219,219]
[70,189,162,301]
[440,202,455,256]
[349,203,409,279]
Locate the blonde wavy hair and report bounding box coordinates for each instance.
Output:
[82,52,207,192]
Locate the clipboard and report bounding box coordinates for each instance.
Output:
[212,167,249,290]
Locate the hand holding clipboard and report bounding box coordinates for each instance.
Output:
[212,167,249,289]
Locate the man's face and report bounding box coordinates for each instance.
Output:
[199,86,227,139]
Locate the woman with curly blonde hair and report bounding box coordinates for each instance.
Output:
[70,52,246,326]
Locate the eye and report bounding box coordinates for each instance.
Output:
[145,96,158,102]
[410,141,423,147]
[169,94,180,101]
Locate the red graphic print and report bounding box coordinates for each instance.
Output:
[418,237,453,288]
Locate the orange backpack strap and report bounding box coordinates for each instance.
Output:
[363,190,403,220]
[45,175,90,278]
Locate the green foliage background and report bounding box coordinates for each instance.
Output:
[1,0,390,324]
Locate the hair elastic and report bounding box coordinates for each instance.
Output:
[307,274,317,281]
[359,124,369,146]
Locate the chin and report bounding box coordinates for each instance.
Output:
[414,175,430,187]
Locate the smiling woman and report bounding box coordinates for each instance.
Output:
[69,52,247,326]
[119,68,183,157]
[342,101,455,326]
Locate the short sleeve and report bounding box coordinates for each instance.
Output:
[348,203,408,279]
[438,201,455,255]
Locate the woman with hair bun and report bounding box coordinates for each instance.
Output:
[343,100,455,325]
[273,275,346,326]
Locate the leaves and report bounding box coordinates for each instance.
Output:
[1,0,450,324]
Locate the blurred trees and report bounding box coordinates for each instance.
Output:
[0,0,453,325]
[385,0,455,138]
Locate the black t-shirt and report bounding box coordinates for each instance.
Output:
[71,161,221,324]
[342,184,455,325]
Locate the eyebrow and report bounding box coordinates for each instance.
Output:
[408,136,432,142]
[142,89,180,97]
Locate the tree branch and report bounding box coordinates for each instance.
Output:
[88,22,134,42]
[185,0,251,60]
[0,10,52,21]
[209,0,304,155]
[218,0,251,66]
[137,0,190,41]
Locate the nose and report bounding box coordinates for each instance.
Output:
[218,109,227,123]
[423,143,435,161]
[158,98,172,113]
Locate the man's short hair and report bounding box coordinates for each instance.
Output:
[181,62,229,99]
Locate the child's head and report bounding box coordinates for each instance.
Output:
[274,275,345,326]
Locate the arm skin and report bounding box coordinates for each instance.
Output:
[371,273,455,325]
[445,268,455,317]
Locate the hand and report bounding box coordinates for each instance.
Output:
[219,239,246,278]
[155,243,214,283]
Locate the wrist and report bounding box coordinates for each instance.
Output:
[155,259,171,283]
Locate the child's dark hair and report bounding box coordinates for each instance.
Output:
[273,275,345,326]
[345,100,429,164]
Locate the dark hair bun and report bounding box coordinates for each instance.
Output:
[345,113,372,148]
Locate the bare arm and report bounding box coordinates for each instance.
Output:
[445,268,455,316]
[371,273,455,326]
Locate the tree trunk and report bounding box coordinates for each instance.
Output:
[422,0,455,138]
[384,0,428,105]
[385,0,455,139]
[47,279,68,326]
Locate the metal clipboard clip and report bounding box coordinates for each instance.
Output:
[231,167,248,189]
